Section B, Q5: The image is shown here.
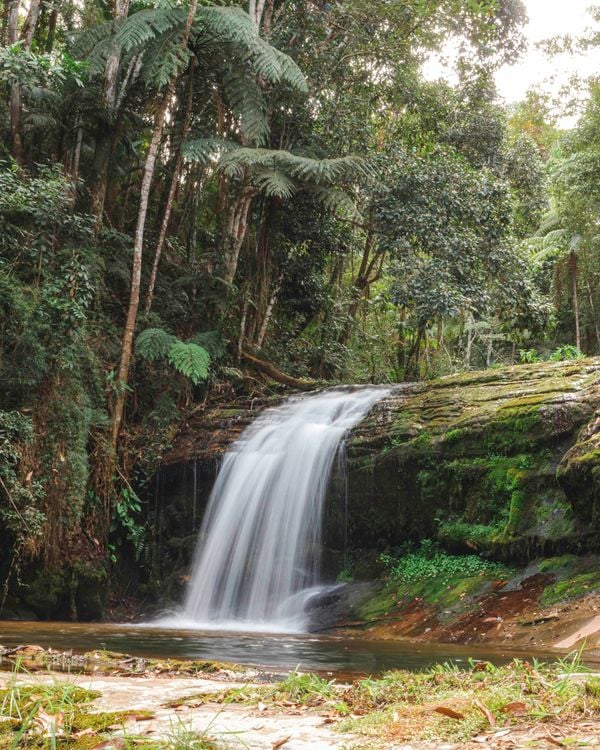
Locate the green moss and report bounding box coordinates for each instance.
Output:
[542,571,600,605]
[538,555,577,573]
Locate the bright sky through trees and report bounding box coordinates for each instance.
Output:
[495,0,597,104]
[424,0,597,124]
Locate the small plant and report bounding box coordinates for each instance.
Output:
[519,348,541,363]
[378,540,506,584]
[549,344,584,362]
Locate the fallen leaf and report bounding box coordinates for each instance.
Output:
[434,706,465,720]
[72,728,98,739]
[272,737,291,750]
[500,701,527,716]
[124,713,154,721]
[474,699,496,727]
[92,740,126,750]
[35,710,64,737]
[543,735,566,748]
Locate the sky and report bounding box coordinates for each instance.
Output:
[495,0,597,105]
[423,0,598,124]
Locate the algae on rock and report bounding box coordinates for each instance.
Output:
[341,359,600,563]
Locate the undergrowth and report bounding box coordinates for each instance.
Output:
[164,652,600,745]
[378,540,508,584]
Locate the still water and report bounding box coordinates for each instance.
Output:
[0,621,564,676]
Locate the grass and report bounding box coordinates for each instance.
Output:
[0,667,217,750]
[4,654,600,747]
[164,654,600,746]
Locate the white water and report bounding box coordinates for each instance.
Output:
[180,387,390,633]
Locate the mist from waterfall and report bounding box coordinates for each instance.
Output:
[181,387,390,632]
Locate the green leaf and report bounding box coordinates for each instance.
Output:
[136,327,177,362]
[168,341,210,384]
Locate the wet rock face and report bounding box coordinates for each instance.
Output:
[341,359,600,562]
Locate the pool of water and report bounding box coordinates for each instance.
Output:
[0,621,567,676]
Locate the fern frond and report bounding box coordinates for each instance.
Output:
[168,341,211,384]
[115,8,184,55]
[221,64,268,144]
[253,168,296,199]
[272,47,308,93]
[182,137,237,165]
[308,186,359,217]
[136,327,177,361]
[218,148,369,186]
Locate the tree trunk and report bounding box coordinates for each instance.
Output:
[464,316,474,369]
[110,0,197,450]
[570,250,581,351]
[20,0,40,48]
[7,0,23,166]
[242,351,320,389]
[89,0,131,226]
[45,2,58,52]
[221,185,257,288]
[256,272,283,349]
[145,60,196,315]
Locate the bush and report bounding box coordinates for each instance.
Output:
[378,540,506,584]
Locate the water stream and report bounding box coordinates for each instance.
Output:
[176,387,390,632]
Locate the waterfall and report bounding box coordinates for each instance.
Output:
[181,387,390,632]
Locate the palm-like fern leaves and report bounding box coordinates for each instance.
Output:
[75,6,306,91]
[183,141,368,214]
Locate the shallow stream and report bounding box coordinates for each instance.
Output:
[0,621,567,677]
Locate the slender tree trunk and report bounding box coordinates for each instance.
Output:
[221,184,258,287]
[7,0,23,166]
[570,250,581,351]
[256,272,283,349]
[21,0,40,48]
[464,314,474,369]
[110,0,197,450]
[6,1,18,45]
[45,2,58,52]
[145,61,196,315]
[486,336,493,368]
[89,0,131,226]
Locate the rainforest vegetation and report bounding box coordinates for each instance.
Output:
[0,0,599,617]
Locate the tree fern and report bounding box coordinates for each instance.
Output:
[182,137,236,165]
[218,148,369,185]
[76,5,306,97]
[253,168,296,199]
[221,63,269,144]
[168,341,210,384]
[136,327,176,361]
[308,186,359,217]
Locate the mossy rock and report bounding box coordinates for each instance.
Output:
[336,359,600,567]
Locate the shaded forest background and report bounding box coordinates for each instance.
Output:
[0,0,599,616]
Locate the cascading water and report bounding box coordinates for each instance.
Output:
[181,387,390,632]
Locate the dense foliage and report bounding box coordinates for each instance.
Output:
[0,0,598,615]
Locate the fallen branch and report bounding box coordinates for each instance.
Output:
[241,351,321,390]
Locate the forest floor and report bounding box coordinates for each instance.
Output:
[2,649,600,749]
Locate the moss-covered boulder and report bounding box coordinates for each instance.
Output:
[339,359,600,562]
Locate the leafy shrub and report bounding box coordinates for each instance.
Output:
[519,348,541,363]
[378,540,505,584]
[549,345,583,362]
